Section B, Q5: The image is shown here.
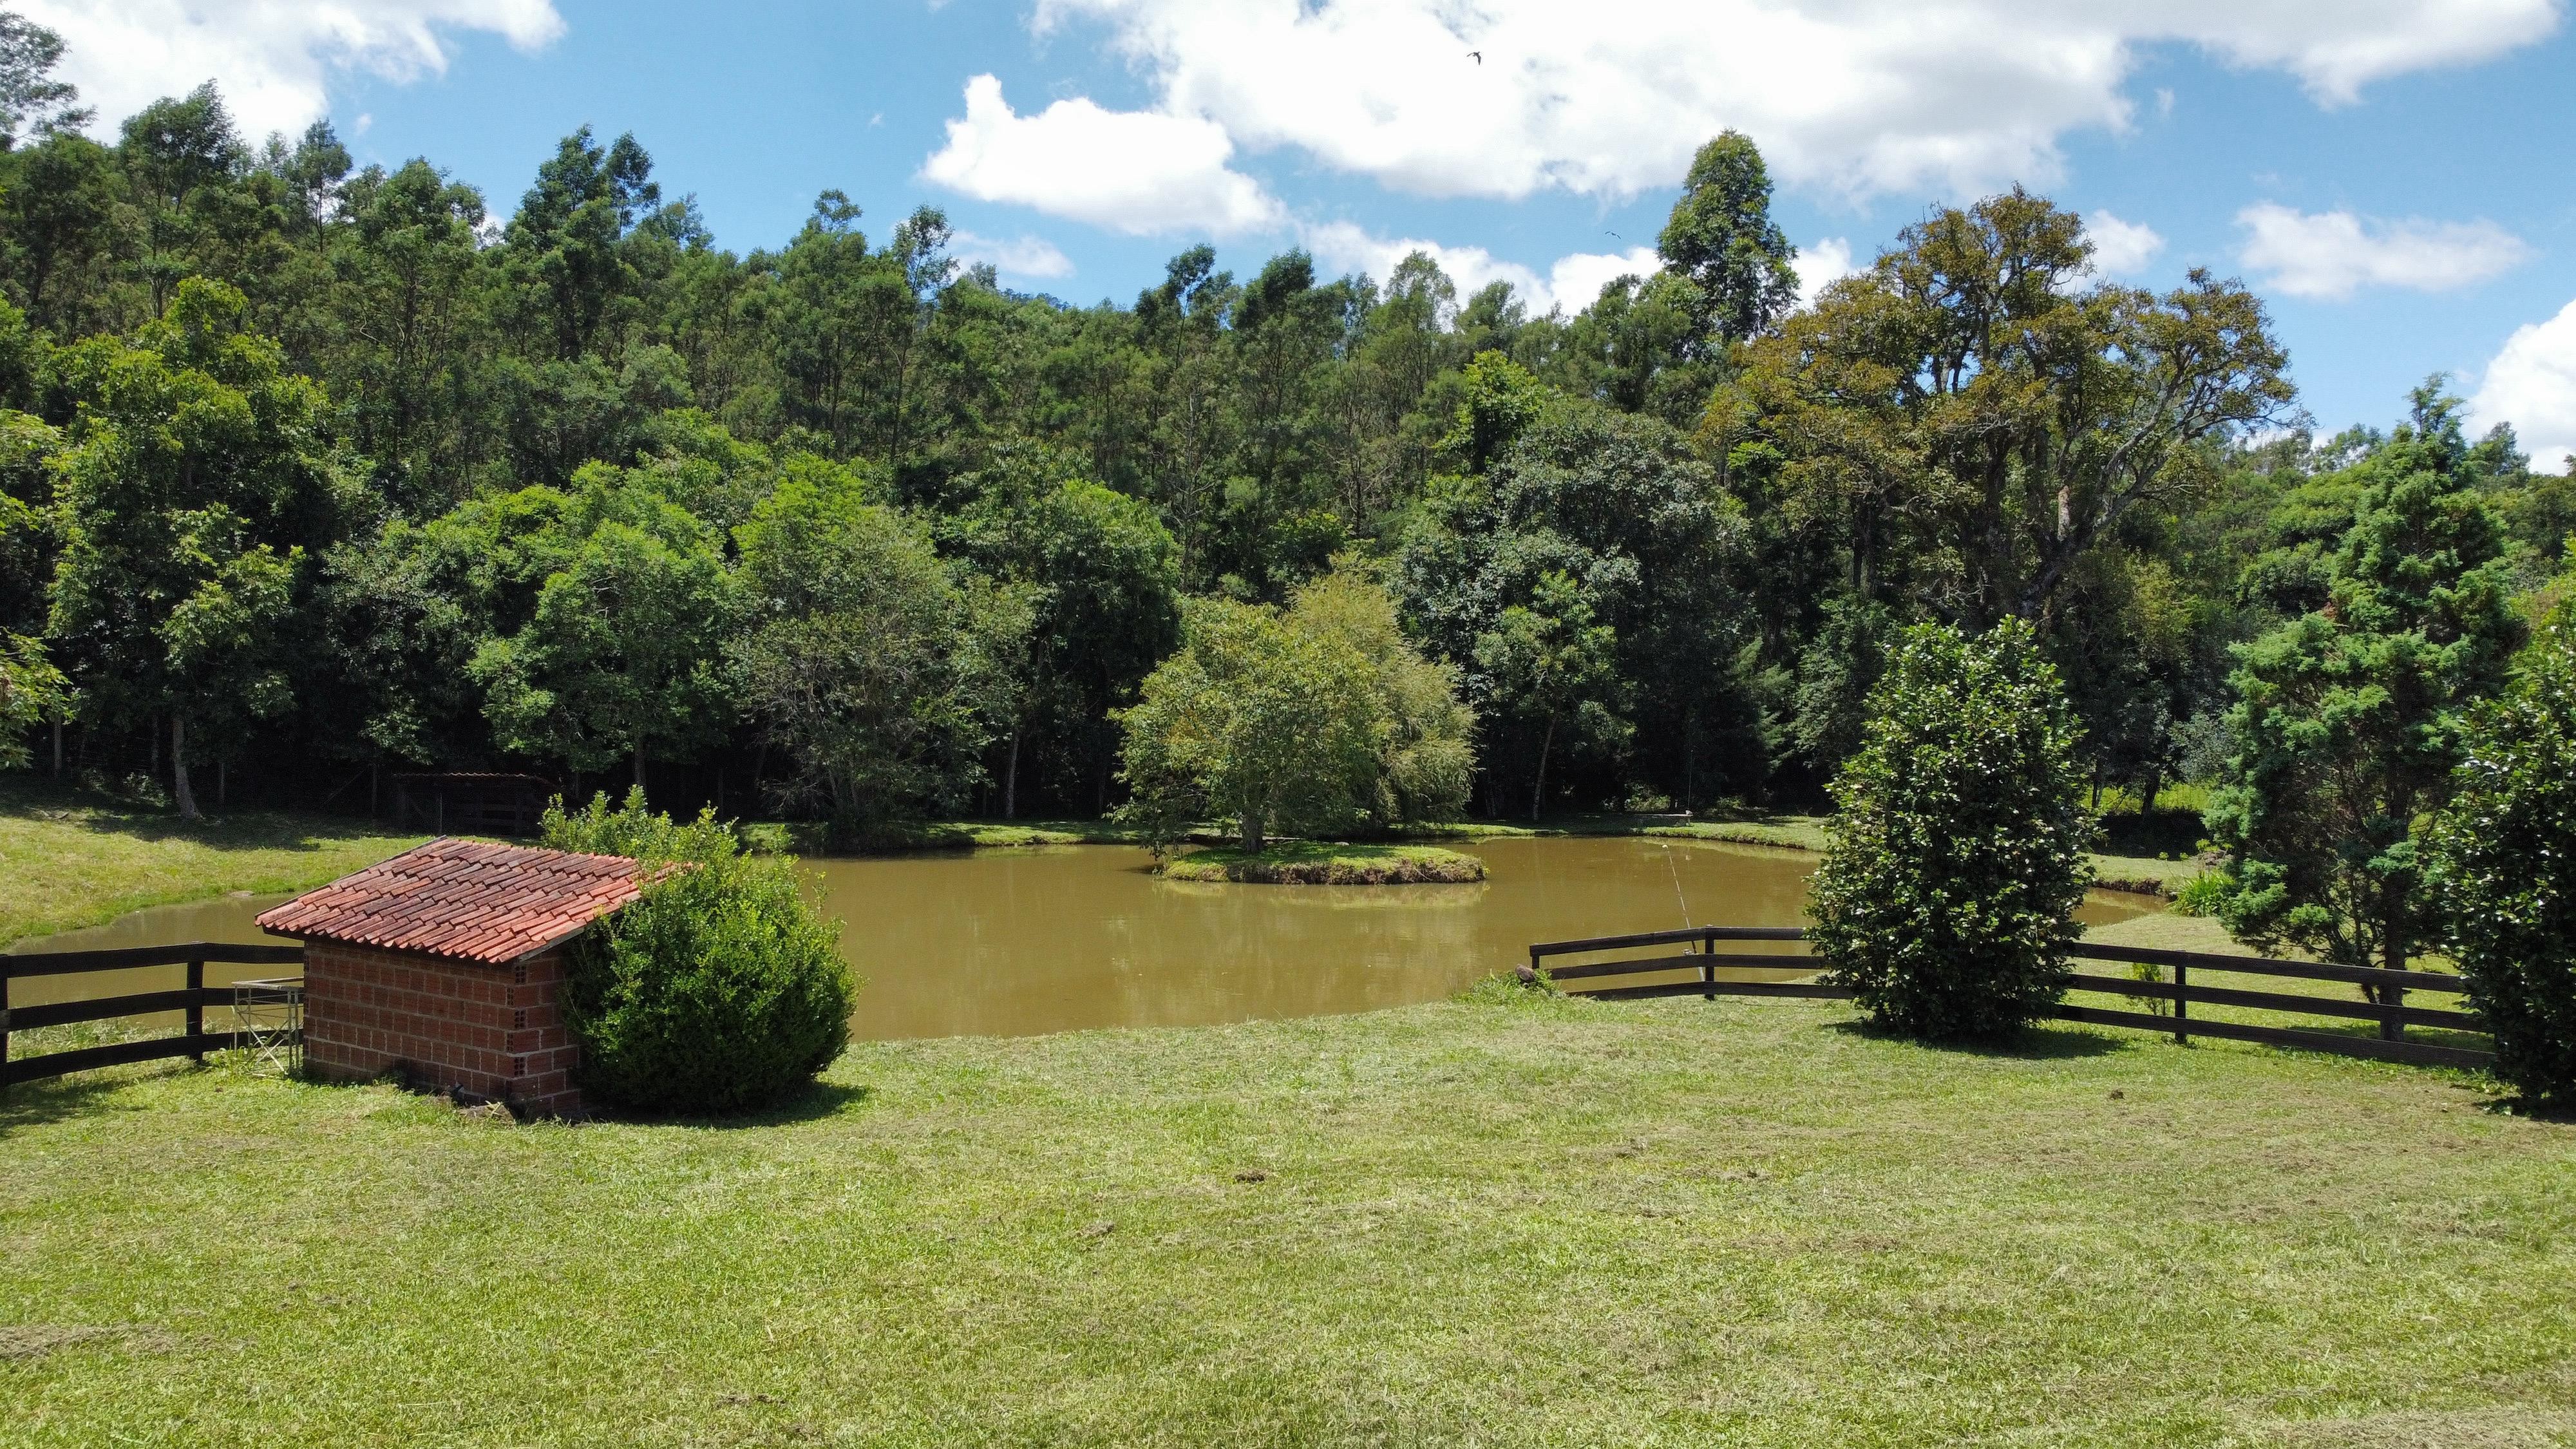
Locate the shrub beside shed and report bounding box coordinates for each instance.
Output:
[256,838,652,1116]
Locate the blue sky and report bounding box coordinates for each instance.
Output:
[27,0,2576,466]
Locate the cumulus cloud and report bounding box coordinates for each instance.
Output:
[950,229,1076,281]
[2085,209,2164,274]
[2235,203,2533,300]
[1545,247,1664,313]
[1302,222,1546,309]
[920,75,1282,236]
[21,0,564,141]
[1794,237,1861,310]
[1307,223,1681,316]
[2470,298,2576,473]
[1027,0,2559,203]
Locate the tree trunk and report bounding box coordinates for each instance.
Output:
[52,714,61,775]
[2136,761,2164,817]
[1531,718,1556,822]
[1004,728,1021,820]
[171,715,198,820]
[632,740,647,802]
[1240,811,1264,855]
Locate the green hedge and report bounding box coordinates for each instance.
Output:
[546,791,855,1113]
[1807,620,2096,1041]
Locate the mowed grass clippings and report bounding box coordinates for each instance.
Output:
[0,780,423,947]
[5,996,2573,1448]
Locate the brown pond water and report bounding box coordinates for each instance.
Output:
[8,838,2156,1040]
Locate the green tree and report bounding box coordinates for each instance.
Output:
[1733,190,2292,627]
[730,459,986,830]
[47,279,360,815]
[0,11,88,149]
[1115,595,1383,853]
[940,448,1182,816]
[2208,392,2525,981]
[469,467,738,795]
[1808,620,2096,1039]
[1472,570,1625,819]
[2429,596,2576,1102]
[1290,567,1475,829]
[1655,130,1797,352]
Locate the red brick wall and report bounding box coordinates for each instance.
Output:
[302,940,582,1117]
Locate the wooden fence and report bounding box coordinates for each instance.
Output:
[1528,927,2494,1070]
[1,942,307,1087]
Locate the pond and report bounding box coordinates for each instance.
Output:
[8,837,2157,1039]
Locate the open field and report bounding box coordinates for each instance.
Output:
[5,990,2570,1448]
[0,781,424,949]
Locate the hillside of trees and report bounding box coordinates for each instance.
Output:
[2,30,2571,835]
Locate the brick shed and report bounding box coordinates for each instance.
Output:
[256,838,653,1117]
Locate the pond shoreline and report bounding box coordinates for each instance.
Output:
[799,811,2199,900]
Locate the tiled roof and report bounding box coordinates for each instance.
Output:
[256,837,652,964]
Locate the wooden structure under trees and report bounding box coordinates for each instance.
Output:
[388,773,555,837]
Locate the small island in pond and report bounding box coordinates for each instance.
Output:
[1160,842,1486,885]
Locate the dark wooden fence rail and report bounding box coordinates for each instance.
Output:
[1,942,306,1087]
[1529,928,2493,1071]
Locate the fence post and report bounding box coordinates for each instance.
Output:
[1701,928,1716,1001]
[2172,958,2188,1046]
[1,964,12,1083]
[185,954,205,1063]
[2382,975,2404,1043]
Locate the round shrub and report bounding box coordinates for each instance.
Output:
[1806,619,2097,1040]
[2430,604,2576,1105]
[546,791,854,1113]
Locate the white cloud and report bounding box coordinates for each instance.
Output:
[950,229,1075,281]
[1028,0,2559,204]
[920,75,1282,236]
[21,0,563,141]
[2470,298,2576,473]
[1794,237,1860,310]
[1305,222,1678,316]
[1303,222,1547,309]
[2235,203,2533,300]
[2086,209,2164,274]
[1545,247,1663,314]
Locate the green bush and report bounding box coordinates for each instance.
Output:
[1806,620,2097,1040]
[544,790,854,1113]
[2429,604,2576,1104]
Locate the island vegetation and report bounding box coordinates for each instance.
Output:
[1159,840,1485,884]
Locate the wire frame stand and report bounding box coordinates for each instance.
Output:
[229,977,304,1077]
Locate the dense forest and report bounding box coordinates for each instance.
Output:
[1,17,2571,838]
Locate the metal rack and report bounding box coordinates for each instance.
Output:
[228,977,305,1077]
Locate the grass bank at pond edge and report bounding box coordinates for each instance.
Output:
[2,993,2562,1446]
[0,779,424,947]
[819,809,2203,896]
[1161,842,1486,884]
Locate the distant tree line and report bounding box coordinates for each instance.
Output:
[1,17,2571,845]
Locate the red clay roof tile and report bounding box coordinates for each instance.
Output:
[256,838,653,963]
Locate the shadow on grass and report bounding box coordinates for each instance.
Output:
[0,778,401,856]
[0,1065,167,1129]
[595,1079,872,1130]
[1824,1018,2132,1059]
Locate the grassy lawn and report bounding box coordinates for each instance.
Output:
[0,779,424,948]
[1162,841,1487,884]
[5,993,2571,1447]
